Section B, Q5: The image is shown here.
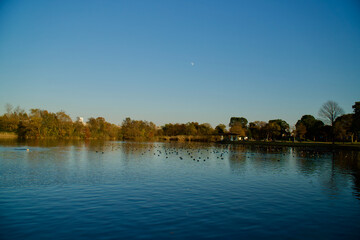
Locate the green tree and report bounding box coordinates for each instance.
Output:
[198,123,213,135]
[229,123,246,137]
[296,115,324,141]
[249,121,267,140]
[352,102,360,141]
[268,119,289,139]
[185,122,198,135]
[214,124,227,135]
[296,123,307,141]
[265,121,281,140]
[229,117,248,128]
[334,114,354,142]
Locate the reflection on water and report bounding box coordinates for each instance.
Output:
[333,151,360,199]
[1,140,360,239]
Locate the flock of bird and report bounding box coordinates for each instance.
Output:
[17,143,331,161]
[148,147,229,161]
[92,143,334,161]
[93,144,232,161]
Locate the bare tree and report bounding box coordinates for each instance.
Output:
[319,101,344,126]
[5,103,13,116]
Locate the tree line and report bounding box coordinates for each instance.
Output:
[0,101,359,142]
[225,101,360,143]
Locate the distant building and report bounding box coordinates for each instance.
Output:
[76,117,86,125]
[221,133,247,142]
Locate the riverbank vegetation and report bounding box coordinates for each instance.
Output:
[0,101,359,144]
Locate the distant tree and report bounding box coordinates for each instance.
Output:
[121,118,156,140]
[56,111,73,138]
[214,124,227,135]
[229,117,248,128]
[319,101,344,143]
[156,127,164,137]
[161,122,214,136]
[5,103,13,116]
[320,125,332,142]
[296,123,307,141]
[0,104,27,132]
[27,109,42,138]
[185,122,198,135]
[40,110,57,137]
[333,114,354,142]
[1,104,121,139]
[352,102,360,141]
[319,101,344,126]
[295,115,324,141]
[249,121,267,140]
[289,125,296,141]
[268,119,289,139]
[73,121,87,139]
[265,121,281,140]
[198,123,213,135]
[229,123,246,137]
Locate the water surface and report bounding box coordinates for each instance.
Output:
[1,140,360,239]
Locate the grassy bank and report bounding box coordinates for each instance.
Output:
[220,140,360,150]
[0,132,17,139]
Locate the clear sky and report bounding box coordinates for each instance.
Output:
[0,0,359,127]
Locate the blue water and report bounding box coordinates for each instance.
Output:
[0,141,360,239]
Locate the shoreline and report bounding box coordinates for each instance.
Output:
[219,140,360,150]
[0,132,17,139]
[1,133,360,151]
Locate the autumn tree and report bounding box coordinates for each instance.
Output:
[0,104,28,132]
[73,121,87,139]
[161,122,214,136]
[121,118,156,140]
[56,111,73,138]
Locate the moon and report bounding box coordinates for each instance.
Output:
[190,62,195,66]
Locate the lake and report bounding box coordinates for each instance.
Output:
[0,140,360,239]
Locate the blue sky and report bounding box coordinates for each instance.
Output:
[0,0,359,127]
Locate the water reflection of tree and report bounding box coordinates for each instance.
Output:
[293,148,331,176]
[0,138,86,148]
[228,145,247,174]
[293,148,360,200]
[333,151,360,199]
[227,145,291,174]
[226,146,360,200]
[121,142,156,157]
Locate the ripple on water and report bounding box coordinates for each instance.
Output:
[1,142,360,239]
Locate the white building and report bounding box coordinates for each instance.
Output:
[76,117,85,125]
